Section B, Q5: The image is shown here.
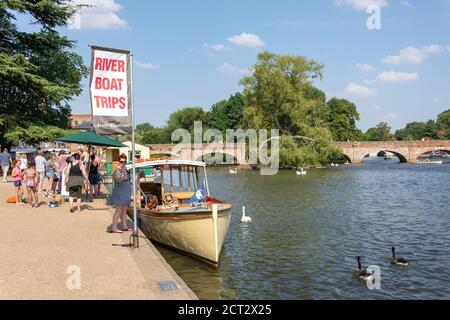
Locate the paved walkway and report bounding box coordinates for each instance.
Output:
[0,181,196,300]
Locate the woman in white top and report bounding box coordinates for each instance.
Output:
[19,154,28,173]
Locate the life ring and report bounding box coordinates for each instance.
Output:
[163,193,175,205]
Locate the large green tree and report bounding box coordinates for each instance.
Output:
[395,121,438,141]
[207,92,245,132]
[436,109,450,139]
[0,0,88,147]
[241,52,341,166]
[325,98,362,141]
[363,122,393,141]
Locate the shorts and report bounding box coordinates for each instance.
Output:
[1,166,9,174]
[89,173,100,185]
[37,171,45,182]
[69,186,83,199]
[14,181,22,187]
[26,182,36,189]
[46,172,55,179]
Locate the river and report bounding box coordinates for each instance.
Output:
[154,158,450,300]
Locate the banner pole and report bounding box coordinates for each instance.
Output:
[130,53,139,249]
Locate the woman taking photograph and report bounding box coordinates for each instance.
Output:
[109,154,132,233]
[65,153,89,214]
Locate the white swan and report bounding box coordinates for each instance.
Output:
[229,168,238,175]
[296,168,307,176]
[241,206,252,224]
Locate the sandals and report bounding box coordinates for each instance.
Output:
[122,228,133,232]
[110,228,123,234]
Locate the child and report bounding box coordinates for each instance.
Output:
[19,154,28,173]
[12,160,24,206]
[23,162,39,208]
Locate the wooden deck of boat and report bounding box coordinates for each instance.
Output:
[0,182,197,300]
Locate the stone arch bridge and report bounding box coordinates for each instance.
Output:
[336,140,450,164]
[147,141,450,165]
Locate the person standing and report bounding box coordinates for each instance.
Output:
[35,150,46,193]
[65,153,89,214]
[56,150,67,193]
[23,162,39,208]
[88,154,100,197]
[1,148,12,182]
[19,154,28,173]
[44,155,58,197]
[109,154,132,233]
[12,160,24,205]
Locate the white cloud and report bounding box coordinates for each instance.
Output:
[335,0,388,11]
[135,61,160,70]
[344,83,378,97]
[376,71,418,83]
[356,63,376,72]
[68,0,127,30]
[217,63,251,76]
[203,43,226,52]
[382,45,444,65]
[400,1,412,7]
[227,33,265,48]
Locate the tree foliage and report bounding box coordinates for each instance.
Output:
[325,98,362,141]
[363,122,393,141]
[240,51,341,166]
[395,121,437,141]
[208,93,245,133]
[0,0,88,147]
[436,109,450,139]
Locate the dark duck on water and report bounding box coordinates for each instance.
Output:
[391,247,409,266]
[354,256,375,281]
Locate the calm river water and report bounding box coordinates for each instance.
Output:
[155,158,450,300]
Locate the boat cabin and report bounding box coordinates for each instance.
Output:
[128,159,212,211]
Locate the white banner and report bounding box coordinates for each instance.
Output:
[90,46,132,135]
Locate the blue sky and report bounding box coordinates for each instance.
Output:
[20,0,450,130]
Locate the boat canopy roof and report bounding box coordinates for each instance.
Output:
[126,159,206,170]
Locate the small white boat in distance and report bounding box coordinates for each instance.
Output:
[229,168,238,174]
[296,168,307,176]
[416,160,443,165]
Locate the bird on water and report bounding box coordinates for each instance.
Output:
[354,256,375,281]
[391,247,409,266]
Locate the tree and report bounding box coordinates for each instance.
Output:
[436,109,450,139]
[162,107,208,143]
[4,125,74,146]
[325,98,362,141]
[0,1,88,148]
[208,93,245,132]
[363,122,393,141]
[241,51,341,166]
[395,121,438,141]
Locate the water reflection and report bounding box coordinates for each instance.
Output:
[154,160,450,300]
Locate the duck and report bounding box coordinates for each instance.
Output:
[241,206,252,224]
[391,247,409,266]
[229,168,238,175]
[354,256,375,281]
[296,168,307,176]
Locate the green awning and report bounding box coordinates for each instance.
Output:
[54,131,126,148]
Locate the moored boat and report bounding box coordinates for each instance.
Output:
[127,159,232,266]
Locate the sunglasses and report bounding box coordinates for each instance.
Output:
[119,160,127,164]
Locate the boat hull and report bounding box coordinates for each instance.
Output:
[128,205,232,266]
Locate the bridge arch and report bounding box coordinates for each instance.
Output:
[417,149,450,160]
[361,150,408,163]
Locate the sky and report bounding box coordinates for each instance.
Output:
[17,0,450,130]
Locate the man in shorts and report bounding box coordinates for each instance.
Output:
[35,150,46,192]
[0,148,12,183]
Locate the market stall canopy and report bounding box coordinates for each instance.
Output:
[54,131,127,148]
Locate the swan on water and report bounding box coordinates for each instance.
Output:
[241,206,252,224]
[296,168,307,176]
[229,168,238,175]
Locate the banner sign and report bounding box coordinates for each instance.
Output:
[90,45,132,135]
